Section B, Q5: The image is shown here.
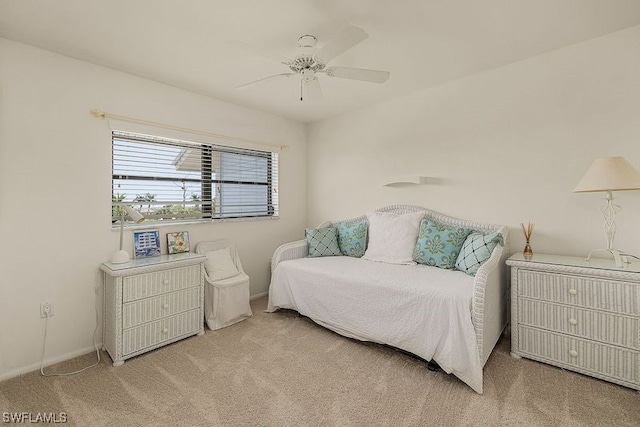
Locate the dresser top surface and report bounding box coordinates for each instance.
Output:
[507,252,640,274]
[101,252,206,274]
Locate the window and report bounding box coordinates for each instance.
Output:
[112,131,278,225]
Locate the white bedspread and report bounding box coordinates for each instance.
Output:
[267,256,483,393]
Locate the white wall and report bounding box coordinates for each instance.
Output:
[307,25,640,259]
[3,23,640,382]
[0,39,307,380]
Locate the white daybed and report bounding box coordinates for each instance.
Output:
[267,205,509,393]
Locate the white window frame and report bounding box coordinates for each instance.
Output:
[112,131,278,226]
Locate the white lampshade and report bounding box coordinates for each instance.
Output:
[124,205,145,224]
[574,157,640,193]
[110,205,145,264]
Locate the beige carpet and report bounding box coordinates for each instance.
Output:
[1,297,639,427]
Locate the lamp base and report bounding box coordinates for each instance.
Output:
[586,248,628,268]
[110,250,131,264]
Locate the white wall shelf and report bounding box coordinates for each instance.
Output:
[383,176,427,186]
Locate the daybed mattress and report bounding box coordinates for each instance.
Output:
[267,256,483,393]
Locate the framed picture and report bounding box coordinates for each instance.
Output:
[133,230,161,258]
[167,231,190,254]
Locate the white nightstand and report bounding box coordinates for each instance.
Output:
[507,253,640,390]
[100,253,206,366]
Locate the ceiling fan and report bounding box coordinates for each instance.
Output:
[230,24,390,101]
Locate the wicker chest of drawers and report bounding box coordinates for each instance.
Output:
[101,253,206,366]
[507,253,640,390]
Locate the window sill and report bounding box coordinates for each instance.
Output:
[111,215,279,231]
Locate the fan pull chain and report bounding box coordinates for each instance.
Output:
[300,79,303,101]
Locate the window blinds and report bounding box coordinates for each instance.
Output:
[112,130,279,224]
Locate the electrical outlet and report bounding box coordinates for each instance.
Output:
[40,301,54,318]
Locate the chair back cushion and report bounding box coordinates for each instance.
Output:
[204,247,241,281]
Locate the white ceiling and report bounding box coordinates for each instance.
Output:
[2,0,640,123]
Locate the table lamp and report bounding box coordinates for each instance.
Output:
[111,205,145,263]
[574,156,640,267]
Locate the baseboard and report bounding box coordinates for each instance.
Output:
[0,344,101,382]
[2,292,269,382]
[250,291,268,301]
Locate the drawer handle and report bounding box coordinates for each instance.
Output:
[568,318,578,326]
[569,349,578,357]
[162,304,169,310]
[162,279,169,285]
[162,328,169,334]
[568,288,577,295]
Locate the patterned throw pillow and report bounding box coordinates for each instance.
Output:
[306,227,342,257]
[413,219,472,269]
[455,232,503,276]
[336,220,368,258]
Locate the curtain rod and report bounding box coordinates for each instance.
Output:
[90,109,289,151]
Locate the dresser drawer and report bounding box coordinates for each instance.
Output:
[122,309,201,356]
[518,270,639,315]
[122,287,201,329]
[518,298,639,349]
[123,265,201,302]
[518,326,639,385]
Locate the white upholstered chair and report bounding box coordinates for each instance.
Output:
[195,239,252,330]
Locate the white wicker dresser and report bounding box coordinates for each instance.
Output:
[507,253,639,390]
[101,253,206,366]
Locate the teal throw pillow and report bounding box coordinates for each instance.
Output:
[336,219,368,258]
[413,219,472,269]
[306,227,342,257]
[455,232,503,276]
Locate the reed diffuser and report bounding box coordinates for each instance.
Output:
[521,222,534,259]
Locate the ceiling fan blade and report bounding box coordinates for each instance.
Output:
[236,73,295,89]
[325,66,390,83]
[315,24,368,63]
[228,40,292,65]
[304,77,323,102]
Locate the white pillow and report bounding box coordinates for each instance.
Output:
[362,211,424,265]
[205,248,240,281]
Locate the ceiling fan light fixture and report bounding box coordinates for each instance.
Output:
[301,68,315,82]
[297,35,317,48]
